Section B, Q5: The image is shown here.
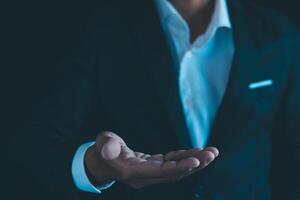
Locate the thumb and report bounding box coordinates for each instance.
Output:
[101,137,122,161]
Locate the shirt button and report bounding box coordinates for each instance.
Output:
[186,98,192,107]
[185,51,193,58]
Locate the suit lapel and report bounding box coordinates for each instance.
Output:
[127,0,192,148]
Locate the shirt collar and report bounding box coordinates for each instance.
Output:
[155,0,232,31]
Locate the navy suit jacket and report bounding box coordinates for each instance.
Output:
[10,0,300,199]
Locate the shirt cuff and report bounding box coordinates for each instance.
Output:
[71,141,115,194]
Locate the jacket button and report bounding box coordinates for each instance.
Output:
[193,185,204,200]
[194,193,201,199]
[193,185,212,200]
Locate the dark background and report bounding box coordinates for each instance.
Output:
[3,0,299,197]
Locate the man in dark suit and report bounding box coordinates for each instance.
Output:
[10,0,300,199]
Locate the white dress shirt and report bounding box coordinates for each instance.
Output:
[72,0,235,193]
[156,0,234,148]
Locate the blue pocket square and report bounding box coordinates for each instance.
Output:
[249,79,273,90]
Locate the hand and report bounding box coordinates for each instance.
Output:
[85,131,219,189]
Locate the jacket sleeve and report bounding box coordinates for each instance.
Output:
[286,39,300,200]
[271,37,300,200]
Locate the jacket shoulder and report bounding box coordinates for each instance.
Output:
[239,1,299,41]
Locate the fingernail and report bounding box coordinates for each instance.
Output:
[193,159,200,168]
[205,156,214,164]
